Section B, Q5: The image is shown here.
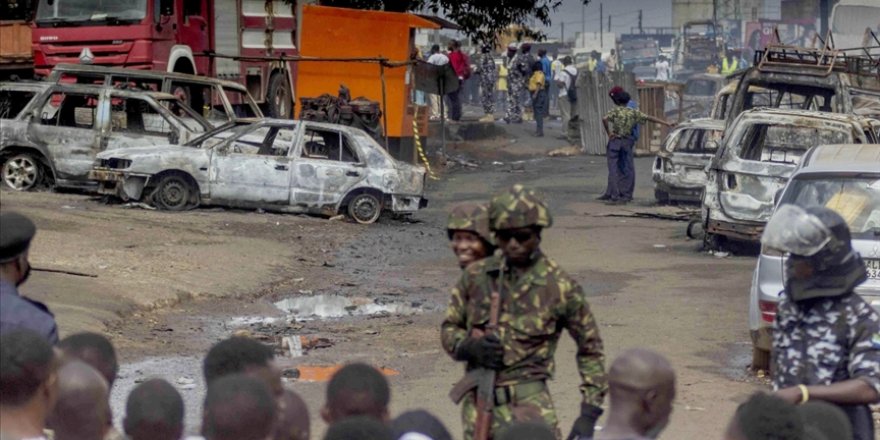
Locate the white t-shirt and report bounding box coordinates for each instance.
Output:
[427,53,449,66]
[655,60,670,80]
[557,65,577,98]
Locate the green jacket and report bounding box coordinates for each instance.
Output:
[441,253,607,406]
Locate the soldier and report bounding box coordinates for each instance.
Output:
[447,202,496,270]
[762,205,880,440]
[476,45,498,123]
[505,44,534,124]
[442,184,607,440]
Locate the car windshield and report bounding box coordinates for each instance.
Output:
[187,122,254,148]
[36,0,147,24]
[738,122,852,165]
[782,175,880,240]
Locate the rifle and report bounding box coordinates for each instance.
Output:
[449,265,504,440]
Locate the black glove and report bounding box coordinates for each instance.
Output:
[566,403,603,440]
[454,335,504,369]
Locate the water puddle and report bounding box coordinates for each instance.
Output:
[274,294,429,320]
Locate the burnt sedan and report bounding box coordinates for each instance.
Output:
[90,119,428,224]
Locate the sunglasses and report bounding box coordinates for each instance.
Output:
[495,230,536,243]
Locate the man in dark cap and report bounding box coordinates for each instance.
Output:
[0,211,58,343]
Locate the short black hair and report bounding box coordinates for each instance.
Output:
[124,379,184,440]
[324,416,392,440]
[203,374,276,440]
[326,363,390,420]
[0,329,55,406]
[538,48,547,56]
[612,91,631,106]
[59,332,118,386]
[431,44,440,54]
[203,337,274,385]
[734,393,803,440]
[391,410,451,440]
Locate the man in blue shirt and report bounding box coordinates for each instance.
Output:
[0,212,58,344]
[538,49,552,118]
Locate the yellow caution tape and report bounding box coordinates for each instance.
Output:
[413,107,439,180]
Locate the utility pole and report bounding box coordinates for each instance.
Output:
[607,15,611,33]
[599,3,603,48]
[638,9,643,34]
[561,22,565,44]
[581,3,586,43]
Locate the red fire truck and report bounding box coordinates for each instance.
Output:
[31,0,297,118]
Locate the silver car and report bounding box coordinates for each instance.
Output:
[652,118,724,204]
[89,119,428,224]
[748,144,880,369]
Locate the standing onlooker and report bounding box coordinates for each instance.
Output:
[320,363,391,424]
[427,44,449,120]
[123,379,184,440]
[528,61,547,137]
[0,329,59,440]
[0,212,58,344]
[276,388,311,440]
[607,48,618,72]
[549,53,562,111]
[202,374,277,440]
[654,55,671,81]
[447,40,471,122]
[538,49,552,121]
[593,51,607,74]
[594,349,676,440]
[600,90,674,204]
[475,45,497,122]
[555,56,578,143]
[505,43,534,124]
[762,205,880,440]
[496,61,509,115]
[723,393,803,440]
[47,361,111,440]
[59,332,121,440]
[720,50,739,75]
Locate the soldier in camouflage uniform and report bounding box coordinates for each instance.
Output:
[475,46,498,123]
[441,184,607,440]
[762,205,880,440]
[505,45,535,124]
[448,202,496,270]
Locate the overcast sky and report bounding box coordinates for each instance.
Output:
[538,0,673,39]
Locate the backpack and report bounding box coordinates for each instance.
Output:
[564,69,578,102]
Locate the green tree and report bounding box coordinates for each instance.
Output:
[315,0,590,43]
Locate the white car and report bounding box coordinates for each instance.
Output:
[748,144,880,369]
[90,119,428,224]
[652,118,724,204]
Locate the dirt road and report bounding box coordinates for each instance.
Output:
[0,125,764,438]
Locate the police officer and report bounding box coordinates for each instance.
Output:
[762,205,880,440]
[448,203,496,270]
[0,212,59,343]
[441,185,607,440]
[476,46,498,123]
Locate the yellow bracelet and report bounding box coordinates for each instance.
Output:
[798,385,809,404]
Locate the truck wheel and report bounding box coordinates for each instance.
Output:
[347,193,382,224]
[266,73,292,119]
[752,345,770,372]
[654,189,670,205]
[152,174,196,211]
[1,153,42,191]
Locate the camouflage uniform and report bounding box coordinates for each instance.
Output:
[772,292,880,440]
[505,53,534,123]
[476,54,497,116]
[604,106,648,139]
[442,185,607,440]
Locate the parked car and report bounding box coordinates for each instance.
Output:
[701,108,878,249]
[652,118,724,204]
[682,73,725,118]
[89,119,428,224]
[748,143,880,369]
[45,64,263,126]
[0,81,211,191]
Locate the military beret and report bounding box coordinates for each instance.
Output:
[0,212,36,262]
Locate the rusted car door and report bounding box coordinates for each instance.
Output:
[715,121,855,223]
[292,125,367,209]
[102,94,184,151]
[207,126,294,205]
[28,89,104,181]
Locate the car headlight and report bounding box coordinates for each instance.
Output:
[106,159,132,169]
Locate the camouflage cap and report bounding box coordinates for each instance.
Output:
[447,202,494,245]
[488,184,553,231]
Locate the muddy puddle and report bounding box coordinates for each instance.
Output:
[273,293,433,320]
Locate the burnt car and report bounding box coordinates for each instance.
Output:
[652,118,724,204]
[682,74,725,119]
[89,119,427,224]
[45,64,263,126]
[701,108,878,248]
[0,81,211,191]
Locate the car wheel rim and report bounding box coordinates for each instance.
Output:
[2,157,37,190]
[159,180,188,208]
[352,196,379,223]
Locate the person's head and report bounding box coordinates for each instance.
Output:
[611,48,616,55]
[203,374,277,440]
[606,348,676,438]
[521,43,532,54]
[204,336,281,397]
[489,184,552,267]
[321,363,390,424]
[762,205,866,302]
[274,388,310,440]
[612,91,631,106]
[448,39,460,52]
[391,410,452,440]
[531,61,543,73]
[123,379,184,440]
[46,360,110,440]
[496,421,556,440]
[430,44,440,55]
[58,332,118,388]
[481,44,492,54]
[658,54,666,62]
[609,85,626,103]
[0,329,58,417]
[507,43,517,56]
[723,393,803,440]
[798,401,852,440]
[0,211,36,286]
[324,416,392,440]
[538,48,547,58]
[562,56,573,66]
[447,202,496,269]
